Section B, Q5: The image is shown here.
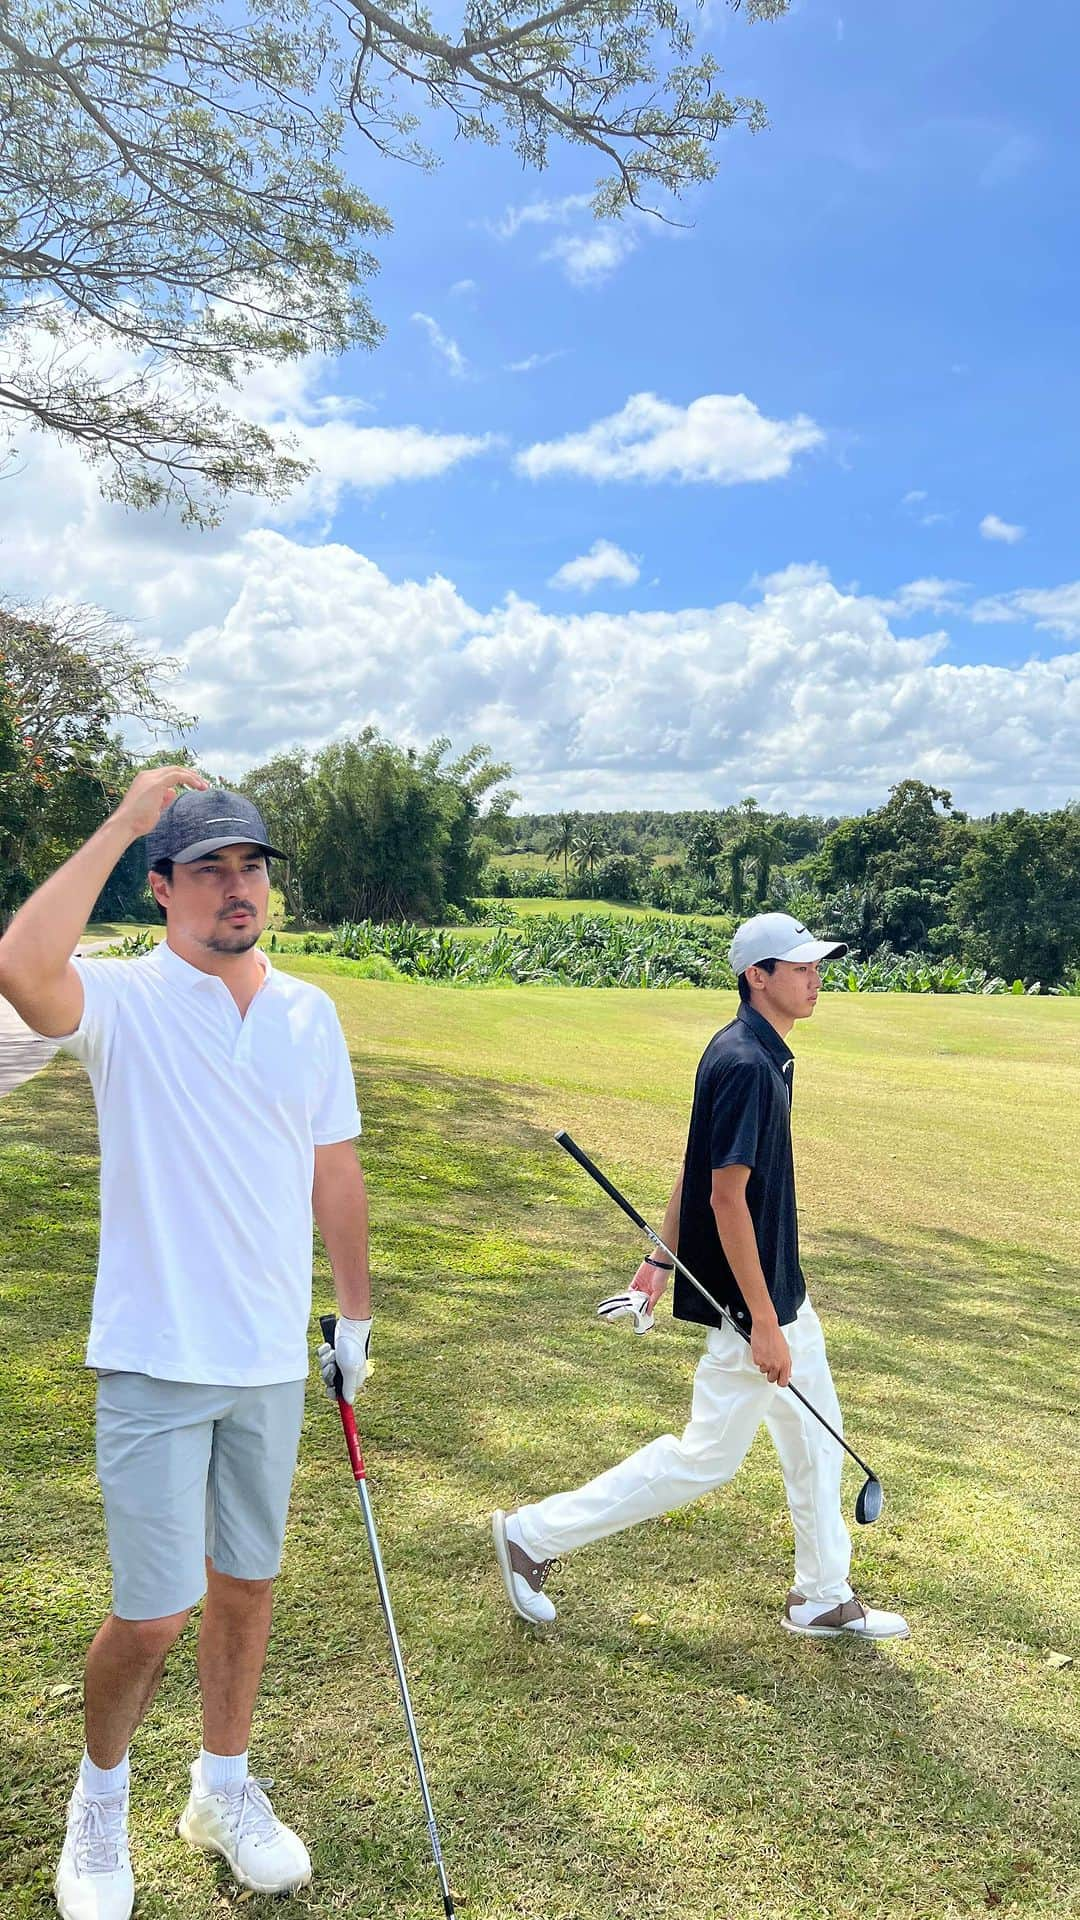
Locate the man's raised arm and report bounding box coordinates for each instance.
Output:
[0,767,206,1037]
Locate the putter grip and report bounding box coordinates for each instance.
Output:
[554,1131,651,1234]
[319,1312,343,1396]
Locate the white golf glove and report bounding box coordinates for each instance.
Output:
[318,1316,372,1404]
[596,1287,656,1336]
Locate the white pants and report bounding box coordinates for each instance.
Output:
[516,1299,853,1606]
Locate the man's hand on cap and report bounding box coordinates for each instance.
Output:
[116,768,208,840]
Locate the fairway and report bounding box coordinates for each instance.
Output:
[1,981,1078,1919]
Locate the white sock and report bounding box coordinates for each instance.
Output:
[199,1746,248,1793]
[80,1748,129,1800]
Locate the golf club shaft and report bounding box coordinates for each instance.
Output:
[321,1320,455,1918]
[555,1130,878,1485]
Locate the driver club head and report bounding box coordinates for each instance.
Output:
[855,1475,884,1526]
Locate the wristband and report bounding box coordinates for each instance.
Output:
[644,1254,673,1270]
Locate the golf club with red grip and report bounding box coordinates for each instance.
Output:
[554,1134,884,1525]
[319,1315,458,1916]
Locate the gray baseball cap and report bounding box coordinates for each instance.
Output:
[729,912,847,976]
[146,788,285,866]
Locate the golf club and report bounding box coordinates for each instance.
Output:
[554,1133,885,1526]
[320,1315,458,1917]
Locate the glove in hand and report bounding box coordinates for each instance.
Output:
[596,1287,656,1336]
[317,1316,372,1403]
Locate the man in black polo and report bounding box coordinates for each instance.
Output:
[492,913,909,1640]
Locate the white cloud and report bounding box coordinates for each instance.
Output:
[2,401,1074,817]
[166,551,1079,812]
[488,192,642,286]
[971,582,1080,640]
[450,279,478,297]
[549,540,641,593]
[240,359,497,521]
[412,311,469,379]
[886,577,970,617]
[518,391,824,485]
[980,512,1026,544]
[488,194,592,241]
[0,347,496,627]
[901,487,951,528]
[0,320,494,544]
[541,225,638,287]
[507,349,568,375]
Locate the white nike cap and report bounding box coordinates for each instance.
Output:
[729,912,848,976]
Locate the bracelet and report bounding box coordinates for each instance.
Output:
[644,1254,674,1270]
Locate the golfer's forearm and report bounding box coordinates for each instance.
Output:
[657,1164,684,1258]
[711,1197,777,1325]
[0,814,132,990]
[313,1160,371,1320]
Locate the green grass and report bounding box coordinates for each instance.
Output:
[471,896,733,928]
[2,984,1078,1918]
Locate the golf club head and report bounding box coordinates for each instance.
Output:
[855,1475,884,1526]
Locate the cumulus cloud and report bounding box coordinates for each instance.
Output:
[518,391,824,485]
[412,311,469,379]
[980,512,1026,544]
[549,540,641,592]
[2,410,1075,814]
[165,550,1077,811]
[971,582,1080,640]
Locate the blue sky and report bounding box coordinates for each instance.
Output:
[2,0,1076,814]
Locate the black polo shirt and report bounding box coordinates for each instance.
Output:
[674,1003,805,1332]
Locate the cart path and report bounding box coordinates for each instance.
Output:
[0,942,110,1099]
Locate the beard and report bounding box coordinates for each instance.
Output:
[203,900,263,954]
[204,925,262,954]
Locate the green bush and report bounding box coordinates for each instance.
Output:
[329,912,737,987]
[818,952,1021,993]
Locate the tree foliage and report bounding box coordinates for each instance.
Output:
[343,0,790,210]
[0,0,389,519]
[0,601,190,916]
[1,0,788,517]
[244,728,514,923]
[953,807,1080,988]
[813,780,972,953]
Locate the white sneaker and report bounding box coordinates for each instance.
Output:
[178,1765,312,1894]
[492,1510,558,1625]
[782,1591,910,1640]
[55,1782,134,1920]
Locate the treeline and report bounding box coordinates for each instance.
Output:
[2,601,1077,986]
[494,785,1080,987]
[511,805,833,864]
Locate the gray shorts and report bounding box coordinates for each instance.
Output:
[95,1372,306,1621]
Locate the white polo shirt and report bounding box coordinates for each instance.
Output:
[59,943,362,1386]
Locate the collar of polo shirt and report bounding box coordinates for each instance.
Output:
[155,941,273,990]
[737,999,794,1069]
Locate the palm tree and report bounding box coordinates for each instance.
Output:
[727,838,750,916]
[572,822,606,895]
[751,824,787,905]
[545,811,577,890]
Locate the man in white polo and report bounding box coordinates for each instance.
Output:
[493,913,910,1643]
[0,769,372,1920]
